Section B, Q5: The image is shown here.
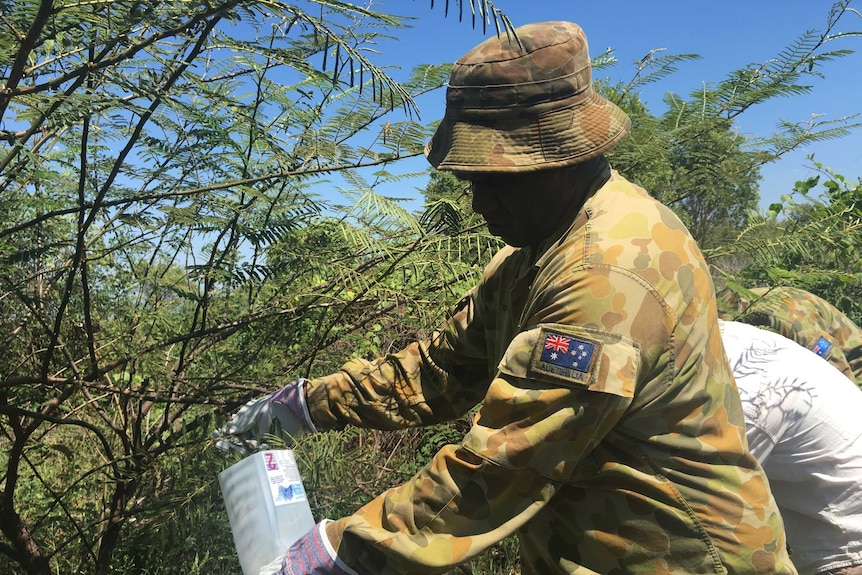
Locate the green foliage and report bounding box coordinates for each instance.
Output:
[0,1,512,574]
[707,159,862,324]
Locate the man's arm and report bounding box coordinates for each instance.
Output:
[323,356,634,574]
[305,287,495,431]
[300,310,643,574]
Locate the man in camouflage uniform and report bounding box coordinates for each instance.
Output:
[717,286,862,386]
[222,21,796,575]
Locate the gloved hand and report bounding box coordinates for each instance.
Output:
[215,378,314,456]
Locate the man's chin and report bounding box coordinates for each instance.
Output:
[492,231,529,248]
[486,224,534,247]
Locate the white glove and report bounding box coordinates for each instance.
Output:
[215,379,313,456]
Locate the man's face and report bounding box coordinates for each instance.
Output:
[456,168,572,247]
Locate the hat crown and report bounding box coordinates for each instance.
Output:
[447,21,592,116]
[424,21,630,173]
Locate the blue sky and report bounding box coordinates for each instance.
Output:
[366,0,862,210]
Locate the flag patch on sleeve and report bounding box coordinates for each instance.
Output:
[811,335,832,358]
[532,328,600,385]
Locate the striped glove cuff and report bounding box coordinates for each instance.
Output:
[276,521,357,575]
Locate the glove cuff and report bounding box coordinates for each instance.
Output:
[270,378,318,433]
[276,521,357,575]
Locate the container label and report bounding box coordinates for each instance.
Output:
[262,450,308,507]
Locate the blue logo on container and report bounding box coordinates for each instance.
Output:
[277,483,305,503]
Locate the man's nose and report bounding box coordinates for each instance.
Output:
[471,185,499,215]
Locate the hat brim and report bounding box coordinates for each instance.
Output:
[424,91,631,173]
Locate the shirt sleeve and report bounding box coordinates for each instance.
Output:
[304,284,496,431]
[326,361,635,574]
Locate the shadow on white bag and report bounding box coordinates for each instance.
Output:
[219,450,316,575]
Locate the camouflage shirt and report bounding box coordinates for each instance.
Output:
[305,169,795,575]
[717,286,862,386]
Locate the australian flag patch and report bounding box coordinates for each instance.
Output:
[811,335,832,358]
[532,328,600,385]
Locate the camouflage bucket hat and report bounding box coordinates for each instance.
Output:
[425,21,631,173]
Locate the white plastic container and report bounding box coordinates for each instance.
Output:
[219,450,316,575]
